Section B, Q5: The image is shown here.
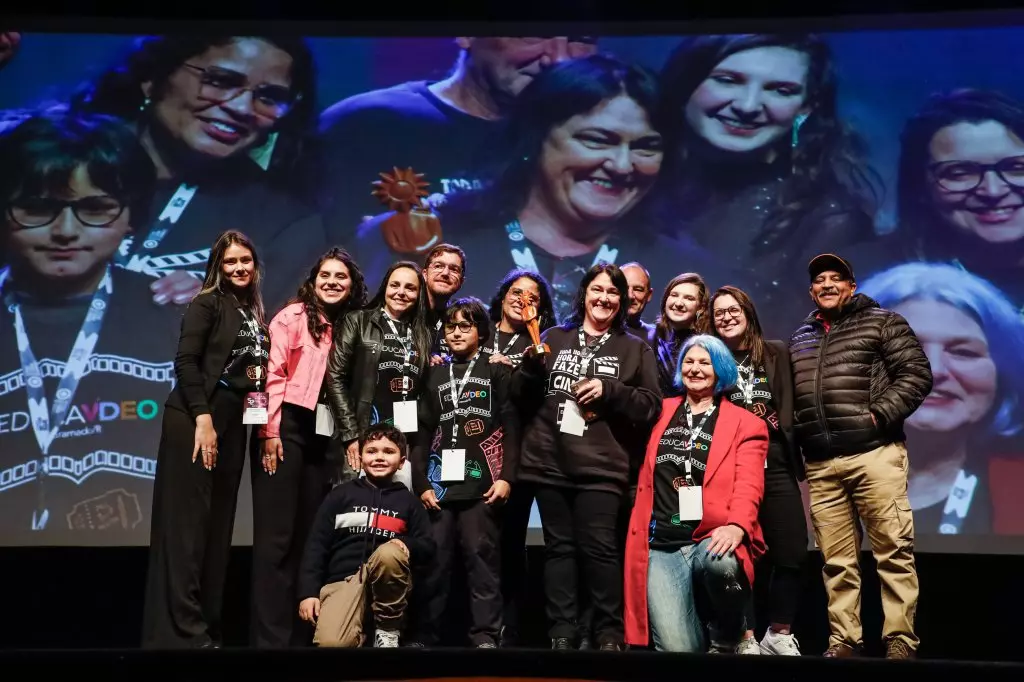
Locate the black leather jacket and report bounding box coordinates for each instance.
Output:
[788,294,933,462]
[325,308,430,445]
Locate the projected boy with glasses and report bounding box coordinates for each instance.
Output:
[0,110,178,542]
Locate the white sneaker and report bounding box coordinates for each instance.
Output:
[760,629,801,656]
[735,637,761,655]
[374,629,400,648]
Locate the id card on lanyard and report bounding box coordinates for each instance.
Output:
[384,313,418,432]
[1,266,114,530]
[559,328,610,436]
[678,402,714,522]
[440,352,480,481]
[240,308,269,425]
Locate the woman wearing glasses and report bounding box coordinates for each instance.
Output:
[891,89,1024,308]
[0,110,179,543]
[69,35,327,312]
[709,286,806,656]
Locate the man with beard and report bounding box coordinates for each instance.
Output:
[421,243,466,361]
[789,253,932,660]
[316,37,598,241]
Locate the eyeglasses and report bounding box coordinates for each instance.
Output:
[713,306,743,320]
[444,321,475,334]
[428,261,463,277]
[7,196,125,229]
[508,287,540,306]
[929,156,1024,193]
[184,64,298,119]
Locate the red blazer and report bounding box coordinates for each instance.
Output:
[623,397,769,647]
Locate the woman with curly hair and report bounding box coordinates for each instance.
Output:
[251,247,367,647]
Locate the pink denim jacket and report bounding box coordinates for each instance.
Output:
[259,303,333,439]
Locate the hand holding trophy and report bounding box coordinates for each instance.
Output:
[521,290,550,359]
[372,166,443,255]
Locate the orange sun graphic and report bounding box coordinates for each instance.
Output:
[371,167,430,212]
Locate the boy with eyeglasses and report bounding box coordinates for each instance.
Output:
[407,296,520,648]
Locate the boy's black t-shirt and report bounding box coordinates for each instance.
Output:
[411,352,520,504]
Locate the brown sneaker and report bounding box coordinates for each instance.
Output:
[824,643,859,658]
[885,639,915,659]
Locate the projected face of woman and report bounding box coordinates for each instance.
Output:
[927,120,1024,245]
[685,46,810,155]
[537,94,664,227]
[5,166,131,294]
[897,299,997,435]
[143,38,294,161]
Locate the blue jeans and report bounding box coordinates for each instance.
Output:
[647,537,750,652]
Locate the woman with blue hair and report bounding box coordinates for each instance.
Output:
[860,262,1024,535]
[623,334,769,652]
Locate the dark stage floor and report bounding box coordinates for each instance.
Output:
[3,648,1024,682]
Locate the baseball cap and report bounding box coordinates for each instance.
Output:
[808,253,855,283]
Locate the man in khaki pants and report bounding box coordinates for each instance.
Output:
[789,254,932,659]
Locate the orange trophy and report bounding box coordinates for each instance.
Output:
[520,291,550,357]
[372,166,443,255]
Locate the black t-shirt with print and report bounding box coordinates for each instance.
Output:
[371,317,421,427]
[480,322,535,370]
[220,307,270,393]
[650,400,719,551]
[0,269,180,544]
[727,350,787,470]
[413,355,519,504]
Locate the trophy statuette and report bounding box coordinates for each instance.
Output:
[372,166,443,255]
[520,291,549,357]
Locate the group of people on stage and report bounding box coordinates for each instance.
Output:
[138,232,932,661]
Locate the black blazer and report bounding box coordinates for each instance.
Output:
[764,339,804,481]
[165,290,245,420]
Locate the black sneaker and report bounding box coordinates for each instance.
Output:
[598,641,624,651]
[403,641,426,648]
[552,637,573,650]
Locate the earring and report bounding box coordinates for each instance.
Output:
[249,132,279,171]
[791,112,809,148]
[139,96,151,113]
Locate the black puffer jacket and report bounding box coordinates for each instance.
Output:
[788,294,932,462]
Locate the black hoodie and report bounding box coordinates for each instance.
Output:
[298,476,434,599]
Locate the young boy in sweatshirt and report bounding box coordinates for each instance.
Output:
[409,297,520,647]
[298,424,433,648]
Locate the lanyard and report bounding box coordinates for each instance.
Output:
[577,328,611,379]
[490,329,520,356]
[238,306,266,391]
[116,183,198,268]
[1,266,113,456]
[505,219,619,276]
[736,359,755,406]
[447,351,480,448]
[939,469,978,535]
[383,311,414,399]
[683,401,715,484]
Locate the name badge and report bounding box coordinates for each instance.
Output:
[558,400,586,437]
[441,449,466,482]
[678,485,703,522]
[243,391,269,425]
[315,403,335,437]
[393,400,418,432]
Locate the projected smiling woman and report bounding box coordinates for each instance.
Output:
[0,110,179,543]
